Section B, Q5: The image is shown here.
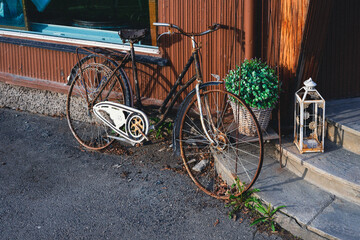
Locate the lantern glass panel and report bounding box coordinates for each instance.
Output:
[305,91,322,101]
[298,101,324,152]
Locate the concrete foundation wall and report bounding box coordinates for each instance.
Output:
[0,82,67,117]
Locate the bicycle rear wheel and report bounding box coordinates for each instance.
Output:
[67,61,130,150]
[178,89,263,199]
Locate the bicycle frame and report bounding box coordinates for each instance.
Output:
[73,27,213,131]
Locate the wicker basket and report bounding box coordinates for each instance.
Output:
[230,101,272,136]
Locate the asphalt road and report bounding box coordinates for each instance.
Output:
[0,108,285,240]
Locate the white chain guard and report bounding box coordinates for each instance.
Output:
[93,101,149,144]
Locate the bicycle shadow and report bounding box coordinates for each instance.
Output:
[123,24,246,110]
[125,33,190,108]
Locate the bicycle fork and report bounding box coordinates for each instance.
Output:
[195,83,216,145]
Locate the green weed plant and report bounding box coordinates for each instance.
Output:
[250,202,286,232]
[150,117,173,139]
[226,178,286,233]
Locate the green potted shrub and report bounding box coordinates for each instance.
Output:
[224,59,279,135]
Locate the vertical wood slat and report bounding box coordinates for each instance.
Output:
[317,0,360,99]
[263,0,360,106]
[260,0,310,125]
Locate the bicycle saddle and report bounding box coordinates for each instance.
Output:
[118,29,147,43]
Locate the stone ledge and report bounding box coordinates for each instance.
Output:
[214,143,360,240]
[277,140,360,205]
[326,119,360,155]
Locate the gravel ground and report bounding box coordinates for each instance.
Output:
[0,108,292,240]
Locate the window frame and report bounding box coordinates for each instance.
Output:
[0,0,159,54]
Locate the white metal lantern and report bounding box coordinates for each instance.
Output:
[294,78,325,153]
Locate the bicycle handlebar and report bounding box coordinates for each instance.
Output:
[153,22,171,27]
[153,22,220,37]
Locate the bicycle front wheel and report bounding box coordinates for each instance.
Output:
[67,62,130,150]
[179,89,263,199]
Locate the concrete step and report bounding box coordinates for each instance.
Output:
[255,153,360,240]
[215,142,360,239]
[326,97,360,155]
[278,139,360,205]
[216,144,360,240]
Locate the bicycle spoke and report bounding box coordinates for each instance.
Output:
[179,89,263,199]
[67,62,127,150]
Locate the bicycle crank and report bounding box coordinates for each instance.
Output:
[93,101,149,145]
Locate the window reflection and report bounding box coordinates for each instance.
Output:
[0,0,26,28]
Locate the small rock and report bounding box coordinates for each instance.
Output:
[192,160,209,172]
[158,147,166,152]
[112,164,122,169]
[156,180,164,185]
[120,171,130,178]
[187,159,197,165]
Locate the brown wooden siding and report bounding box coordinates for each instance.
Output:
[2,0,358,126]
[0,42,74,83]
[263,0,309,76]
[0,0,249,104]
[153,0,246,101]
[0,0,312,130]
[261,0,309,124]
[295,0,334,91]
[316,0,360,100]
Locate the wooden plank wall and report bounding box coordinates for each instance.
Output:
[138,0,246,101]
[0,0,247,104]
[0,0,314,110]
[260,0,309,125]
[262,0,309,98]
[296,0,334,92]
[316,0,360,100]
[0,42,73,87]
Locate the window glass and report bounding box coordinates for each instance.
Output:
[25,0,154,45]
[0,0,27,29]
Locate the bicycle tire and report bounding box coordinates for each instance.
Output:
[178,88,264,199]
[67,60,131,150]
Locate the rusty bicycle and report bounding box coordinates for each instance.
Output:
[66,23,264,199]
